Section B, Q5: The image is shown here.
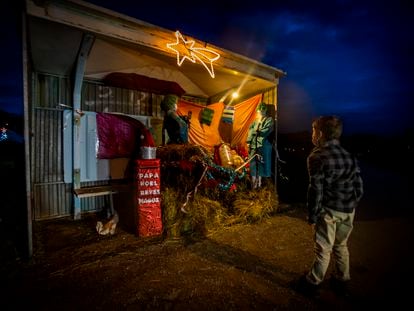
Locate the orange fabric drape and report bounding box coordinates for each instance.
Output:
[177,100,224,151]
[230,94,262,149]
[177,94,262,152]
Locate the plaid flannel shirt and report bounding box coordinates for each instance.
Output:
[307,139,363,224]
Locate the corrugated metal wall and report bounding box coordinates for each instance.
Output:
[31,73,164,220]
[82,82,164,117]
[32,74,72,219]
[31,73,277,220]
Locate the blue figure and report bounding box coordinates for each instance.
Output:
[246,102,274,188]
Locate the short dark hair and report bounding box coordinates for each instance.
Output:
[312,116,342,140]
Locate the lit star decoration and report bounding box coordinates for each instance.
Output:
[167,31,220,78]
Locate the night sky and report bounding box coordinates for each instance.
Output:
[1,0,413,135]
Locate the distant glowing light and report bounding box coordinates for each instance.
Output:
[0,127,8,141]
[167,30,220,78]
[231,92,239,99]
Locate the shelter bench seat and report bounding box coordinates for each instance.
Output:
[74,186,118,216]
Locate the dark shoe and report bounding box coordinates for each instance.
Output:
[330,277,351,297]
[292,275,321,298]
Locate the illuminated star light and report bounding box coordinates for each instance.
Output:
[167,31,220,78]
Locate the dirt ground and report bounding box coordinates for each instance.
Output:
[3,203,413,311]
[1,150,412,310]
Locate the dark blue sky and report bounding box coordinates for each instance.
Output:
[1,0,413,135]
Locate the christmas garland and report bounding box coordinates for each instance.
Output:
[179,151,253,213]
[205,159,247,191]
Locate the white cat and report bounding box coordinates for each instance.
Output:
[96,211,119,235]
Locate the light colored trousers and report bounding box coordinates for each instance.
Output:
[307,207,355,285]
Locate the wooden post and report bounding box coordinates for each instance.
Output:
[72,33,94,220]
[22,9,33,258]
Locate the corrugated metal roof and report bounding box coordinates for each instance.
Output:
[26,0,286,101]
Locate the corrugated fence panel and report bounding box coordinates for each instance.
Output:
[81,81,164,117]
[32,74,165,220]
[33,183,72,219]
[32,109,62,183]
[80,180,111,213]
[32,107,72,219]
[262,87,277,113]
[32,74,73,220]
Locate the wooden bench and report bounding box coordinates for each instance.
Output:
[74,185,118,215]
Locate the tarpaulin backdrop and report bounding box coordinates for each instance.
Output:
[177,94,262,151]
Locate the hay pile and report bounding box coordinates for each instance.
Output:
[157,144,279,238]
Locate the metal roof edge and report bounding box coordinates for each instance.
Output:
[26,0,286,81]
